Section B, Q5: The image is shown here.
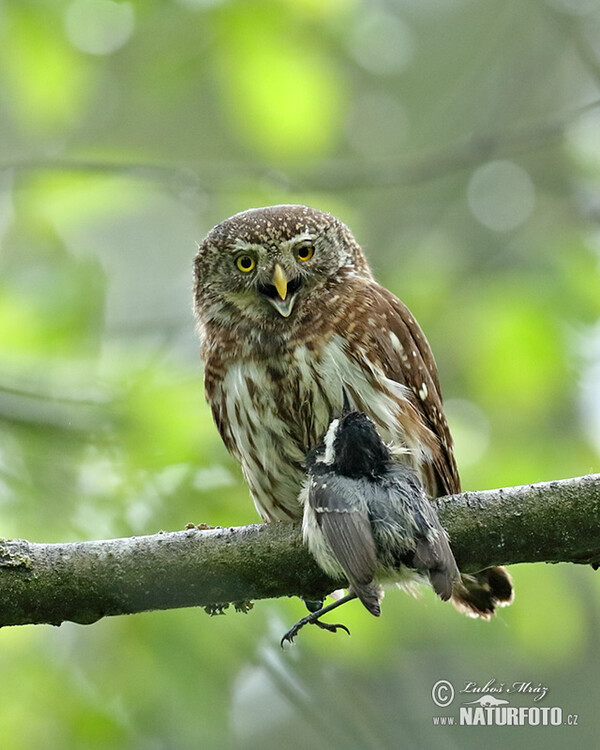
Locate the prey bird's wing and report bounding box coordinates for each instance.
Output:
[411,505,459,601]
[382,466,459,601]
[309,473,380,615]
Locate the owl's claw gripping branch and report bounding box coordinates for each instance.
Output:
[280,592,356,646]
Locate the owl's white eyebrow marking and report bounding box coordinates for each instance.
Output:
[281,233,313,251]
[231,239,262,252]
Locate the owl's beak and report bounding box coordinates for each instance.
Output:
[272,264,288,301]
[264,264,298,318]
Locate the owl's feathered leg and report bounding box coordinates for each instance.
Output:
[280,593,356,646]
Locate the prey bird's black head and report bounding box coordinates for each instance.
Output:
[322,410,392,479]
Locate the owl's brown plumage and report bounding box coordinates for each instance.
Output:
[193,204,513,618]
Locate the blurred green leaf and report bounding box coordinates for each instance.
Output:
[215,2,346,159]
[0,3,93,134]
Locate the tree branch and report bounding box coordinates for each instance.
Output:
[2,97,600,194]
[0,474,598,628]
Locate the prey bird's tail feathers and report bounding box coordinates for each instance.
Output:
[411,501,513,617]
[409,505,460,602]
[452,566,514,619]
[352,582,381,617]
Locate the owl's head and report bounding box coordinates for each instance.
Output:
[193,205,370,331]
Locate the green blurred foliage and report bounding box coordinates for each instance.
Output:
[1,0,600,748]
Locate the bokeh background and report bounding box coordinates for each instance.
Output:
[1,0,600,747]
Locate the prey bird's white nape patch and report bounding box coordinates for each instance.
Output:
[320,418,340,465]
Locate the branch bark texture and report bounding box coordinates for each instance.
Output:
[0,474,598,628]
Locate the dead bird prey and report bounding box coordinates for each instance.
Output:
[281,406,461,645]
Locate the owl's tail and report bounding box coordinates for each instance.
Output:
[451,566,514,619]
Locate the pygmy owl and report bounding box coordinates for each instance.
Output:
[193,204,513,618]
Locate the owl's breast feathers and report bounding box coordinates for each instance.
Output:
[201,276,459,520]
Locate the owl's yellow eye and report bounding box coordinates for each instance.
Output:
[296,244,314,262]
[236,255,256,273]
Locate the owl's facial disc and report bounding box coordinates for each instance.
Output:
[258,264,302,318]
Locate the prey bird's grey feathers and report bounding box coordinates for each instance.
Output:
[303,410,461,622]
[310,477,380,614]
